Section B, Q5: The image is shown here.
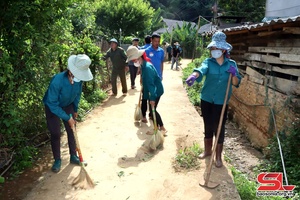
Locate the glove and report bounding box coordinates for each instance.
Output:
[227,65,237,77]
[185,74,197,86]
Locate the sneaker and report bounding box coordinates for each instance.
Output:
[70,155,80,165]
[51,159,61,173]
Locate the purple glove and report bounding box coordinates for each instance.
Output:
[227,65,237,77]
[186,74,197,86]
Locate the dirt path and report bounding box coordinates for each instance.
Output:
[21,59,240,200]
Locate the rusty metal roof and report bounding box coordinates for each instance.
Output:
[206,15,300,34]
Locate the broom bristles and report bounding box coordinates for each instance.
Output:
[134,106,142,121]
[72,167,95,189]
[149,130,164,151]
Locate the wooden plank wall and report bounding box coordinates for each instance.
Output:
[227,24,300,96]
[223,22,300,148]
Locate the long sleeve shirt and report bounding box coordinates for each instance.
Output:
[193,57,241,105]
[43,71,82,121]
[105,47,127,71]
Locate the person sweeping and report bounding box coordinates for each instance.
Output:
[185,31,241,168]
[126,46,167,136]
[43,54,93,173]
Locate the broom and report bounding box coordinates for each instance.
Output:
[134,87,143,121]
[70,116,94,189]
[149,104,164,151]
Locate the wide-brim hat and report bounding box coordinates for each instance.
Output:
[126,46,145,62]
[67,54,93,81]
[207,31,232,51]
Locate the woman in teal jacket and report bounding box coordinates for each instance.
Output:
[186,32,241,168]
[126,46,167,134]
[43,54,93,172]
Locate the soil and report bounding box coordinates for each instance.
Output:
[0,59,263,200]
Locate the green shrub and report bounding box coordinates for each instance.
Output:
[260,121,300,195]
[182,51,209,106]
[174,142,203,171]
[231,167,286,200]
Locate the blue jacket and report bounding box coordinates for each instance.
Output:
[145,46,164,79]
[194,57,241,105]
[43,71,82,121]
[141,61,164,101]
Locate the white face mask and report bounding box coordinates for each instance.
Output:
[73,77,81,82]
[211,50,223,59]
[134,61,141,67]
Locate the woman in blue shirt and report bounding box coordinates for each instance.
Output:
[43,54,93,172]
[126,46,167,135]
[186,32,241,168]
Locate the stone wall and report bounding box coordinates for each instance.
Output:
[229,74,299,149]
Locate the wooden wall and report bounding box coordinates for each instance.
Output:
[224,21,300,148]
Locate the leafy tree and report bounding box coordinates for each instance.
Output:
[95,0,155,39]
[162,22,200,58]
[214,0,265,23]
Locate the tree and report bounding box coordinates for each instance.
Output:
[217,0,265,23]
[95,0,155,39]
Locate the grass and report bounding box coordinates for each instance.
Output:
[173,142,203,172]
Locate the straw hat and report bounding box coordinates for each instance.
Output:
[207,31,232,51]
[67,54,93,81]
[126,46,145,62]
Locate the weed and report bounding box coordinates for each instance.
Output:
[173,142,203,171]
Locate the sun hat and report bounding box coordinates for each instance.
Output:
[109,38,118,45]
[67,54,93,81]
[126,46,145,62]
[207,31,232,51]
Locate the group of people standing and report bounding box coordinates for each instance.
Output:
[43,31,241,173]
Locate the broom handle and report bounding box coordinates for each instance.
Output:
[151,104,158,132]
[70,114,84,163]
[204,73,232,185]
[138,86,143,107]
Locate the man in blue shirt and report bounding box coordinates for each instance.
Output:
[140,35,151,50]
[145,33,164,80]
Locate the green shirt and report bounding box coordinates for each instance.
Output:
[105,47,127,71]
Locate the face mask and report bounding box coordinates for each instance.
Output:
[134,61,140,67]
[73,77,81,82]
[211,50,223,59]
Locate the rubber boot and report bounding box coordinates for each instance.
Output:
[215,143,223,168]
[198,138,213,159]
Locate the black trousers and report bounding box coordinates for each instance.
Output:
[200,99,228,144]
[141,97,163,127]
[129,64,138,87]
[45,105,77,160]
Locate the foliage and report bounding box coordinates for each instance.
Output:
[0,0,109,174]
[147,0,214,22]
[174,142,203,171]
[182,51,209,106]
[95,0,155,39]
[231,167,287,200]
[259,121,300,195]
[218,0,265,23]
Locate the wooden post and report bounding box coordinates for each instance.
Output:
[192,16,201,61]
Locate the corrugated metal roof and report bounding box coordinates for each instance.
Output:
[222,15,300,33]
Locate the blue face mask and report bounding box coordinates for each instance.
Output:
[211,50,223,59]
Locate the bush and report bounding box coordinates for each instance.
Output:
[260,121,300,195]
[182,51,209,106]
[173,142,203,171]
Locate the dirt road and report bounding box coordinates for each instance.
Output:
[23,59,240,200]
